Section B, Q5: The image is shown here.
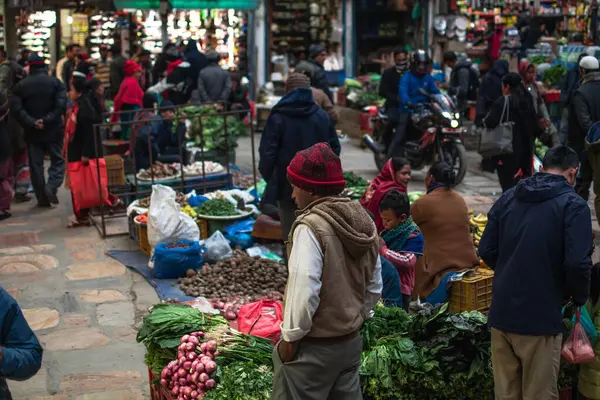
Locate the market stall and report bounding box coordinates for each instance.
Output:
[17,10,57,65]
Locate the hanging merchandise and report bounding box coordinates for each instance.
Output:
[17,10,56,65]
[88,12,126,60]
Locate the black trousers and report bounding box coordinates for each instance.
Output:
[27,140,64,204]
[576,150,593,201]
[387,112,410,159]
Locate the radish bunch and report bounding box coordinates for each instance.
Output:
[160,332,219,399]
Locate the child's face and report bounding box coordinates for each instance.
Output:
[380,209,407,231]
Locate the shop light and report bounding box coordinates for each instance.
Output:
[67,15,73,24]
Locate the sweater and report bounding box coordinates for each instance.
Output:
[411,189,479,297]
[285,197,380,338]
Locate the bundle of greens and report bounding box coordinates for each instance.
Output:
[137,303,227,374]
[196,198,238,217]
[360,303,493,400]
[203,362,273,400]
[182,105,247,151]
[542,65,567,88]
[216,330,275,367]
[344,172,369,188]
[535,138,549,159]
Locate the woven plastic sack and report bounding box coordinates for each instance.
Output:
[562,308,596,364]
[237,300,283,344]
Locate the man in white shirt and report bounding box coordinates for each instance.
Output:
[272,142,382,400]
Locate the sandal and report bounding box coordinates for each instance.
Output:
[66,217,91,228]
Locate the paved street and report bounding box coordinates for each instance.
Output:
[0,138,501,398]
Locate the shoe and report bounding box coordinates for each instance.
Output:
[45,186,59,205]
[37,202,52,208]
[14,193,32,203]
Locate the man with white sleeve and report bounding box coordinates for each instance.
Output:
[271,142,382,400]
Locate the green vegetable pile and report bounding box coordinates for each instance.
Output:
[203,362,273,400]
[535,138,549,159]
[182,105,247,152]
[137,303,227,375]
[196,198,238,217]
[344,172,369,188]
[529,55,550,65]
[360,303,493,400]
[542,65,567,88]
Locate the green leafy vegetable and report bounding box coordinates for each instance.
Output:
[542,65,567,88]
[217,330,275,367]
[343,172,369,188]
[203,362,273,400]
[196,198,238,216]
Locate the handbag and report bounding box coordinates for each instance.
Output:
[69,159,111,213]
[479,96,514,158]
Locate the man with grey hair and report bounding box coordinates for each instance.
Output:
[193,51,231,104]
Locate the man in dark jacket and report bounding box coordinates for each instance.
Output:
[11,55,67,207]
[559,53,585,144]
[134,100,187,171]
[479,146,592,400]
[570,56,600,204]
[60,44,80,92]
[109,45,127,99]
[379,47,409,148]
[183,39,208,91]
[443,51,477,113]
[194,51,231,104]
[258,72,340,241]
[295,44,333,102]
[0,285,44,399]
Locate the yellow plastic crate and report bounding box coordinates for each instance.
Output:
[138,223,152,257]
[450,268,494,314]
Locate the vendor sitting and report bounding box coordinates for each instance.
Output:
[411,162,479,304]
[134,100,187,171]
[379,189,424,310]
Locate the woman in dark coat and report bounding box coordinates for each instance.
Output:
[65,76,120,227]
[483,72,540,192]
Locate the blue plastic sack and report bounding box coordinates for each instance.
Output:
[577,306,598,346]
[188,195,210,207]
[152,240,206,279]
[224,218,255,249]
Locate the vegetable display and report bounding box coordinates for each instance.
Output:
[182,105,247,152]
[343,171,370,187]
[535,138,549,159]
[137,303,227,375]
[181,161,225,176]
[178,250,287,302]
[469,213,488,248]
[137,161,180,181]
[160,332,219,399]
[203,362,273,400]
[542,65,567,88]
[360,303,493,400]
[138,192,189,209]
[196,198,238,217]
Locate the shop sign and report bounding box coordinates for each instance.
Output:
[169,0,259,10]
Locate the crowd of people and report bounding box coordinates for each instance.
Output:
[1,35,600,400]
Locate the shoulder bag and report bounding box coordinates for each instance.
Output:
[479,96,514,158]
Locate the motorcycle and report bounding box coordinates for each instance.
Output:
[363,90,468,185]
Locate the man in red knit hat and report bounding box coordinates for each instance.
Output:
[272,142,382,400]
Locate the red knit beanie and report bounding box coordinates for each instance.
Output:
[124,60,141,76]
[287,143,346,196]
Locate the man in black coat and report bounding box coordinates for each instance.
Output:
[11,55,67,207]
[479,146,592,400]
[258,73,340,241]
[295,44,333,102]
[379,47,408,148]
[109,45,127,99]
[443,51,477,113]
[570,56,600,203]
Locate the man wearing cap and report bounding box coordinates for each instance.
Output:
[295,44,333,102]
[572,55,600,218]
[271,142,382,400]
[11,54,67,207]
[259,72,340,244]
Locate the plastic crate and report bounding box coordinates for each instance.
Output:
[138,223,152,257]
[105,155,125,186]
[450,268,494,313]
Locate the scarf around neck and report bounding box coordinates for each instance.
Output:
[426,181,448,194]
[381,216,418,250]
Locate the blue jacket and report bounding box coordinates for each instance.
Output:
[258,88,340,202]
[135,115,186,171]
[0,286,43,398]
[398,71,440,113]
[479,173,592,336]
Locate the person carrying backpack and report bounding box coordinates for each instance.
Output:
[443,51,479,114]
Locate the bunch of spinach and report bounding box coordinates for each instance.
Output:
[360,303,493,400]
[203,362,273,400]
[183,105,247,151]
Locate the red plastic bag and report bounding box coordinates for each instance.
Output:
[562,308,596,364]
[237,300,283,344]
[69,159,110,213]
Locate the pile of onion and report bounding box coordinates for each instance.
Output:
[160,332,219,399]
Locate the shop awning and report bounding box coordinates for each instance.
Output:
[169,0,259,10]
[113,0,161,9]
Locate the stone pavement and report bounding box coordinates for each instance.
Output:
[1,193,158,399]
[0,137,502,399]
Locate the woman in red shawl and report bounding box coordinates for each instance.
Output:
[360,157,411,232]
[112,60,143,139]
